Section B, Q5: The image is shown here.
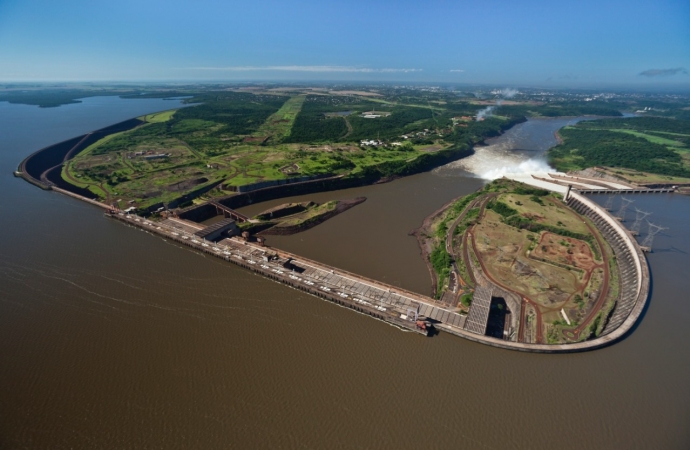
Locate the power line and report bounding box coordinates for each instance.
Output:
[631,208,651,234]
[604,195,615,211]
[640,220,667,251]
[615,197,633,221]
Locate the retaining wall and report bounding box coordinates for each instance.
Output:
[106,212,427,337]
[566,192,649,336]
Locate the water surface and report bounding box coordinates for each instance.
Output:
[0,99,688,449]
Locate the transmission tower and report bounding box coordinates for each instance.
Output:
[640,221,667,251]
[630,208,651,234]
[615,197,633,221]
[604,195,615,211]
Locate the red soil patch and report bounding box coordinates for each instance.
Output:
[532,232,597,271]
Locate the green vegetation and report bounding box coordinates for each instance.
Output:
[549,116,690,177]
[434,192,482,239]
[256,95,306,141]
[430,245,453,296]
[430,245,452,274]
[62,88,522,209]
[486,200,518,218]
[272,201,337,228]
[497,102,623,118]
[284,96,353,142]
[422,178,619,344]
[140,109,177,123]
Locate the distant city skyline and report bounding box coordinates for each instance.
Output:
[0,0,688,88]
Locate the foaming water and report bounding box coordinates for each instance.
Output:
[457,146,554,180]
[436,117,583,180]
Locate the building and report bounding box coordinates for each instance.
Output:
[193,218,240,242]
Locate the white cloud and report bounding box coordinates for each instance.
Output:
[449,69,465,73]
[181,65,423,73]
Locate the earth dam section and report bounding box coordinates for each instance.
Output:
[1,98,689,448]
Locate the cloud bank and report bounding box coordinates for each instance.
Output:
[639,67,688,77]
[183,65,422,73]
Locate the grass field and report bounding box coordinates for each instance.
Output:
[607,128,686,147]
[255,95,306,140]
[140,109,177,123]
[61,90,519,209]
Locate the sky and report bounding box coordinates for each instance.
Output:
[0,0,688,88]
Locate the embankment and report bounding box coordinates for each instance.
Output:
[105,211,429,337]
[176,145,475,220]
[260,197,366,235]
[17,118,144,191]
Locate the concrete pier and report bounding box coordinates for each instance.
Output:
[105,211,477,337]
[575,188,674,195]
[103,188,652,353]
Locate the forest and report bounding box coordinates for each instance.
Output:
[548,116,690,177]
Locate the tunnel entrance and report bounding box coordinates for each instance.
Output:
[485,296,511,339]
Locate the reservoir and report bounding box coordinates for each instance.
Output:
[1,99,688,448]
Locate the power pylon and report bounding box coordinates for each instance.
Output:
[640,221,667,251]
[631,208,651,234]
[604,195,615,211]
[615,197,633,221]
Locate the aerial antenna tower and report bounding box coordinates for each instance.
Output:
[631,208,651,234]
[604,195,615,211]
[640,221,667,251]
[615,197,633,221]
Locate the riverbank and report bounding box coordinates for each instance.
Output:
[106,210,434,336]
[413,178,651,351]
[15,110,525,214]
[4,96,688,449]
[15,111,651,351]
[259,197,366,235]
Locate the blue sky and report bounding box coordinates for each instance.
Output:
[0,0,688,87]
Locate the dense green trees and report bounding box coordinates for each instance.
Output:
[496,102,623,118]
[577,116,690,134]
[549,127,690,177]
[173,93,286,135]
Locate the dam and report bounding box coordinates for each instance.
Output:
[106,210,475,336]
[13,110,654,352]
[104,183,651,353]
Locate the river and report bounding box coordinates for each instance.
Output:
[0,99,688,449]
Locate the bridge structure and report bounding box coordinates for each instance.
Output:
[208,200,250,222]
[106,210,471,336]
[575,188,674,195]
[42,169,653,353]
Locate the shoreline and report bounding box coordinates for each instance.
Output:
[259,197,367,236]
[32,179,650,353]
[14,112,652,352]
[412,182,651,351]
[15,113,525,213]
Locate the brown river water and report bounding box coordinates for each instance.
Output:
[0,98,688,449]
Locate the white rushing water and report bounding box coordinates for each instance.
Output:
[434,117,585,182]
[437,137,556,181]
[462,146,554,180]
